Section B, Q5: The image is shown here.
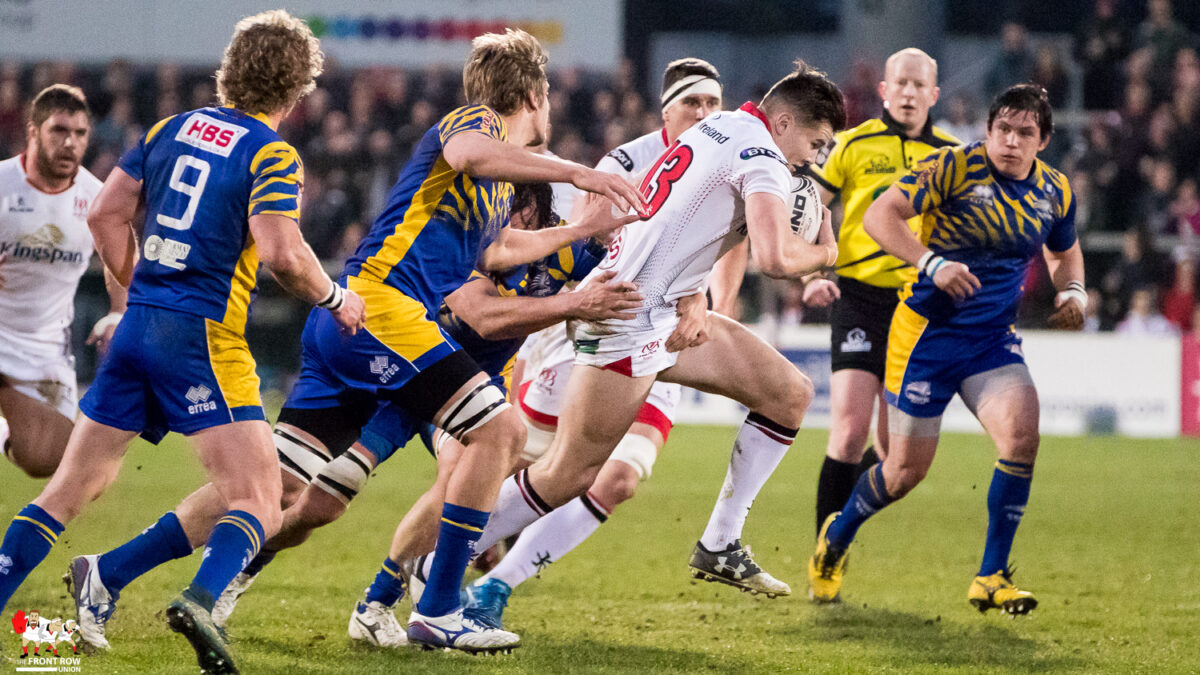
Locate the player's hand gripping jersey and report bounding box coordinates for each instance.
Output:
[582,103,791,330]
[343,105,513,311]
[81,107,302,441]
[894,141,1077,328]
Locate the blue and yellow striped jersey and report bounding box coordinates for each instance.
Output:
[118,107,302,333]
[438,225,608,387]
[893,141,1077,328]
[343,105,514,311]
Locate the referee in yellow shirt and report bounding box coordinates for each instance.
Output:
[804,48,959,541]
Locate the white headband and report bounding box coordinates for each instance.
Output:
[661,74,722,110]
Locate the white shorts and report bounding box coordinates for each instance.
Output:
[22,628,43,642]
[0,329,78,420]
[519,336,680,439]
[569,309,680,378]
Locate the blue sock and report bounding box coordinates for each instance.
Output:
[364,557,406,607]
[978,459,1033,576]
[416,503,488,617]
[0,504,65,615]
[826,463,896,549]
[242,548,277,578]
[97,511,194,595]
[187,510,264,612]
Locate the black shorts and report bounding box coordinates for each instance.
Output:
[829,277,901,380]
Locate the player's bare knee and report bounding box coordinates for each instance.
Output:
[593,462,639,505]
[887,462,928,497]
[765,369,811,428]
[279,471,307,509]
[999,429,1039,465]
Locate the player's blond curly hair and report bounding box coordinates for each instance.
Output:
[216,10,324,115]
[463,28,548,116]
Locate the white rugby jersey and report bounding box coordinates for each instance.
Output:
[596,128,671,180]
[582,103,791,329]
[0,155,101,346]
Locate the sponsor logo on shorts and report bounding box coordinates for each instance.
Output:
[1007,342,1024,357]
[186,385,218,414]
[575,338,599,355]
[535,367,557,393]
[639,339,661,356]
[905,381,931,405]
[368,355,400,384]
[840,327,872,353]
[0,553,12,575]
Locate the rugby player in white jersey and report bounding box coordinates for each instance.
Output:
[461,58,794,624]
[440,62,847,625]
[0,84,126,478]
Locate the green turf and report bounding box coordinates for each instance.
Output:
[2,427,1197,673]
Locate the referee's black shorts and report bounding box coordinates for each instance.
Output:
[829,276,901,380]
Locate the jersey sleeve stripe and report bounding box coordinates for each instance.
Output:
[249,141,299,174]
[144,115,178,144]
[250,175,300,197]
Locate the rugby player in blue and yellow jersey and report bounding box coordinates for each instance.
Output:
[292,30,641,653]
[0,11,363,674]
[809,84,1086,615]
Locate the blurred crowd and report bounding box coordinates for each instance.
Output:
[1,0,1196,335]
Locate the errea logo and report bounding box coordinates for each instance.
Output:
[175,113,248,157]
[369,355,399,384]
[186,385,218,414]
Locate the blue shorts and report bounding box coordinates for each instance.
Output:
[80,305,265,444]
[883,303,1026,418]
[283,309,426,463]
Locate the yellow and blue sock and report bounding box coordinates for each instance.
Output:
[826,463,896,549]
[416,503,488,618]
[0,504,64,614]
[979,459,1033,576]
[364,557,406,607]
[187,510,264,612]
[97,511,193,595]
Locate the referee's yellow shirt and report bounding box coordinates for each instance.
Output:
[807,110,959,289]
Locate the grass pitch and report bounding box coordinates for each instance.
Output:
[1,426,1197,673]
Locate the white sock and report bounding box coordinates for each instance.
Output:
[699,413,797,551]
[474,470,551,554]
[0,416,10,461]
[487,493,609,589]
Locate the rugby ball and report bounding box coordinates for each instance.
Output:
[789,174,823,243]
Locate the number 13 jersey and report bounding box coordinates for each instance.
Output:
[582,102,790,329]
[117,107,303,333]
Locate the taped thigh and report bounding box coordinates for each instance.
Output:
[312,445,375,505]
[886,403,943,439]
[608,432,658,479]
[434,380,511,441]
[274,425,334,485]
[959,363,1035,416]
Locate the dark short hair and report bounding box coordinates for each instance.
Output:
[511,182,556,230]
[760,59,846,132]
[28,84,90,127]
[662,58,720,95]
[987,84,1053,139]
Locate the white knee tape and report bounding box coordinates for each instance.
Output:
[608,433,657,480]
[274,428,333,485]
[437,382,511,440]
[313,447,373,505]
[520,417,556,463]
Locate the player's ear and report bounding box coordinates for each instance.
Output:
[1038,133,1051,152]
[877,80,887,102]
[930,85,941,106]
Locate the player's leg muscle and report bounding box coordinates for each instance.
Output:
[963,365,1040,464]
[659,313,812,428]
[824,369,881,463]
[190,420,283,537]
[0,385,74,479]
[32,416,137,524]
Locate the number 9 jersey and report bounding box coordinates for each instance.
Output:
[117,107,303,332]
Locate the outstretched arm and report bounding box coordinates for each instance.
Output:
[446,271,643,341]
[443,132,645,213]
[479,193,639,271]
